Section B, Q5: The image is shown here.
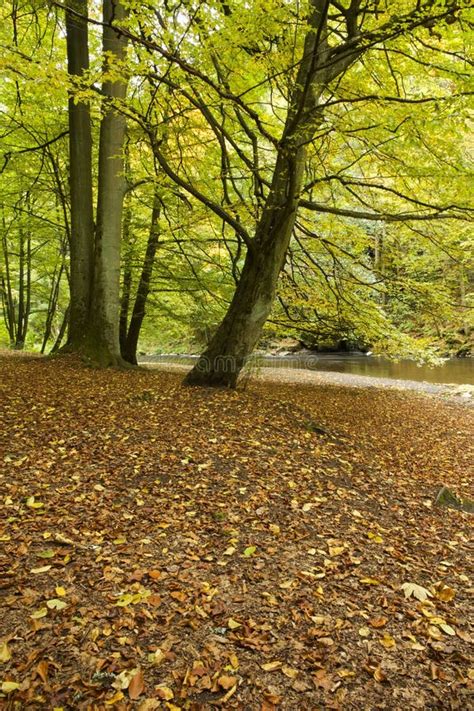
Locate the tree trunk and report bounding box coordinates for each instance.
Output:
[15,226,31,349]
[185,0,331,387]
[185,147,305,387]
[122,194,161,364]
[65,0,94,350]
[119,202,133,352]
[51,303,70,354]
[1,213,16,345]
[86,0,129,365]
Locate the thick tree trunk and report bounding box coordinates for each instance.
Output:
[86,0,129,365]
[122,194,161,364]
[185,147,305,387]
[185,2,332,387]
[65,0,94,350]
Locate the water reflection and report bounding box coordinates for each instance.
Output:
[142,353,474,385]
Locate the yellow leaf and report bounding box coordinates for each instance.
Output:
[31,566,52,574]
[328,546,345,557]
[223,546,236,556]
[439,624,456,636]
[55,586,66,597]
[435,585,456,602]
[243,546,256,556]
[1,681,20,693]
[281,666,298,679]
[360,578,380,585]
[228,653,239,669]
[227,618,241,630]
[0,641,12,663]
[358,627,371,637]
[105,691,125,705]
[380,633,396,649]
[46,598,67,611]
[112,668,138,690]
[261,661,282,671]
[31,607,48,619]
[115,594,134,607]
[427,626,442,640]
[269,524,280,534]
[155,685,174,700]
[148,649,166,666]
[26,496,44,509]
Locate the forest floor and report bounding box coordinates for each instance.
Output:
[0,352,473,710]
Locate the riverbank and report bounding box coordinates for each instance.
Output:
[144,360,474,404]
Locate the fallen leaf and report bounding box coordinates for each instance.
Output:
[1,681,20,693]
[30,566,51,574]
[0,641,12,663]
[113,668,139,690]
[218,674,236,690]
[261,661,282,672]
[400,582,433,602]
[155,685,174,700]
[30,607,48,619]
[128,669,145,699]
[243,546,256,557]
[26,496,44,509]
[46,598,67,610]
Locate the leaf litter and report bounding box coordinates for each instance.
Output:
[0,353,472,709]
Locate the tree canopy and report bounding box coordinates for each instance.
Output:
[0,1,473,378]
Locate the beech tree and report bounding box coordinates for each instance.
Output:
[180,0,470,386]
[1,1,472,365]
[65,0,129,364]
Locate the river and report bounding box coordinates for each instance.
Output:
[140,353,474,386]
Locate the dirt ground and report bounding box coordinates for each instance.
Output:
[0,353,472,709]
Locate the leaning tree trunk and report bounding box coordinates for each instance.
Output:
[86,0,129,365]
[185,147,305,387]
[185,0,333,387]
[122,194,161,365]
[64,0,94,351]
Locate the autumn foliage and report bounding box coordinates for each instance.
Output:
[0,354,472,708]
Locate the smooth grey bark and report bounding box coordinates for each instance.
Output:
[65,0,94,350]
[87,0,129,365]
